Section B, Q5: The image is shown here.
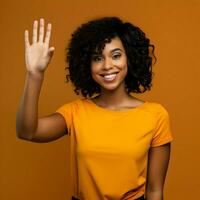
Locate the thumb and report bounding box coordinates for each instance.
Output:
[48,47,55,57]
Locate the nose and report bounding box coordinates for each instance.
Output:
[103,57,113,70]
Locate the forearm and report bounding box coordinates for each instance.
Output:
[145,190,163,200]
[16,72,44,139]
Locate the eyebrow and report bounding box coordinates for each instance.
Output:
[110,48,124,53]
[93,48,124,56]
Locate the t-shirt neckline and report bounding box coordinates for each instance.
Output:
[85,98,148,114]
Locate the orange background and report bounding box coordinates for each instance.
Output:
[1,0,200,199]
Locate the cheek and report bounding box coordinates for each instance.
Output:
[117,56,127,67]
[91,62,99,73]
[118,59,128,73]
[91,63,102,78]
[90,65,100,82]
[121,66,128,79]
[118,62,128,80]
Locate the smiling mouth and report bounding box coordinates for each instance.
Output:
[100,72,119,81]
[100,72,119,77]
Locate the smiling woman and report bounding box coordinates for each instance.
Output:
[16,16,173,200]
[90,37,128,91]
[66,17,155,99]
[57,17,172,200]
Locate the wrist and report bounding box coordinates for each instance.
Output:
[26,70,44,79]
[145,190,163,200]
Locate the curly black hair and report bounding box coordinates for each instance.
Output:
[65,16,156,98]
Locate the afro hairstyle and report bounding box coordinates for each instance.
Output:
[65,16,156,98]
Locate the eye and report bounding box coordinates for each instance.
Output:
[92,55,103,62]
[112,54,121,59]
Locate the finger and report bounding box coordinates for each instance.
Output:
[44,23,52,47]
[24,30,30,48]
[39,18,44,42]
[32,20,38,43]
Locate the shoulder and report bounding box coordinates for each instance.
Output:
[56,98,82,111]
[58,98,90,110]
[143,101,170,119]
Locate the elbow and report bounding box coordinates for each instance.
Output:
[16,130,34,141]
[16,122,34,141]
[16,133,29,141]
[16,118,34,141]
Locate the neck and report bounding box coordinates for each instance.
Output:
[96,83,133,107]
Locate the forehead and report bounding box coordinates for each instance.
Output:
[102,37,124,53]
[93,36,125,55]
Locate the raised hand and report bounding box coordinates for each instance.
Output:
[24,18,55,74]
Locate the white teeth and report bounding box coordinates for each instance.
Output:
[103,73,117,81]
[104,74,115,78]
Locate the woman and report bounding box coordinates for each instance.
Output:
[16,16,173,200]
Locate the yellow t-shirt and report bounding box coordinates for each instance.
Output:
[56,98,173,200]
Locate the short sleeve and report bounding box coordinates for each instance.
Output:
[55,102,73,135]
[150,104,173,147]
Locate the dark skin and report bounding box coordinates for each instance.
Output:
[145,143,171,200]
[17,18,171,200]
[90,37,145,111]
[90,37,171,200]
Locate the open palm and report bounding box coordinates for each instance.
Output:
[24,18,55,74]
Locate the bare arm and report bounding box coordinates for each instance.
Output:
[16,18,67,142]
[145,143,171,200]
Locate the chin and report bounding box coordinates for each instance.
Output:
[96,79,126,92]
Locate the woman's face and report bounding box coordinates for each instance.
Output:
[90,36,128,91]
